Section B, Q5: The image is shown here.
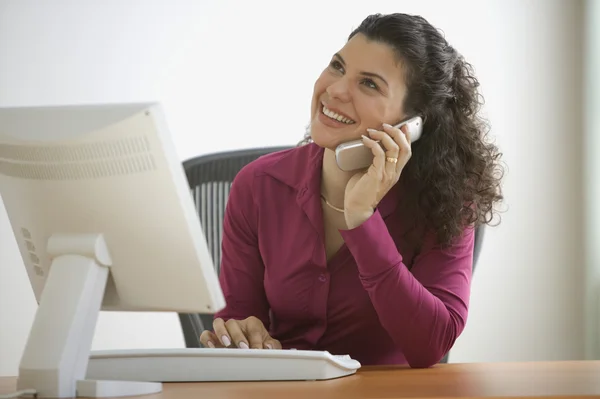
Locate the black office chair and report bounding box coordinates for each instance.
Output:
[178,147,485,363]
[178,146,292,348]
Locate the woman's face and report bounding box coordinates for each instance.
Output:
[310,33,408,151]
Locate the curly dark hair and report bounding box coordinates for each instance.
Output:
[300,13,504,247]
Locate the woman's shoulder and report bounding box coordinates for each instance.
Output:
[235,143,322,183]
[243,146,298,172]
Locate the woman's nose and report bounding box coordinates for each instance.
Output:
[326,79,351,103]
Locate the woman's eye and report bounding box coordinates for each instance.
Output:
[361,78,378,90]
[329,60,344,72]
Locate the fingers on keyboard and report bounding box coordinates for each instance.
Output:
[264,338,282,350]
[225,319,249,349]
[211,317,279,350]
[248,331,265,349]
[200,330,222,348]
[212,318,233,347]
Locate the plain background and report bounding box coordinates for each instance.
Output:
[1,0,598,376]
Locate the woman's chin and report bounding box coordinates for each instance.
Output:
[309,127,340,151]
[310,136,338,152]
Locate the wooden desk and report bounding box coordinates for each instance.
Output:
[2,361,600,398]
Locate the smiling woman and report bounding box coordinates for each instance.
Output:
[199,13,504,368]
[309,35,408,151]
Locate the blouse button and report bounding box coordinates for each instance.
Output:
[318,274,327,282]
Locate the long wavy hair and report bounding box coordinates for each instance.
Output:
[300,13,504,247]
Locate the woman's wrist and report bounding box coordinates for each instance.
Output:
[344,207,375,229]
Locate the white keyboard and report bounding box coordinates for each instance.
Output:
[86,348,361,382]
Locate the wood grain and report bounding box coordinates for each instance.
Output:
[2,361,600,398]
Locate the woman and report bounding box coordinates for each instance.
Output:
[199,12,503,368]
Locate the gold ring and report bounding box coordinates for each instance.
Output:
[386,157,398,164]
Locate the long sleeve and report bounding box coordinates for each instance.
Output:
[339,210,474,368]
[213,165,270,328]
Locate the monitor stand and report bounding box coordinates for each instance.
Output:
[16,234,162,398]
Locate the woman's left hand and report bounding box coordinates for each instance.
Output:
[344,123,412,229]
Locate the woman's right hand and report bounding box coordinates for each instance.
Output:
[199,316,282,350]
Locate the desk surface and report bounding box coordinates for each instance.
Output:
[2,361,600,399]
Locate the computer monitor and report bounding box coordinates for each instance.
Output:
[0,103,225,398]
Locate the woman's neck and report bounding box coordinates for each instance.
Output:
[320,148,355,209]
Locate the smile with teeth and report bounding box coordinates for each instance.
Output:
[322,105,355,124]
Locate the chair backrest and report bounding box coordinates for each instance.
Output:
[183,146,292,275]
[178,146,292,347]
[178,146,486,350]
[473,224,485,273]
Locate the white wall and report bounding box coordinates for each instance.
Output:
[584,0,600,360]
[0,0,590,376]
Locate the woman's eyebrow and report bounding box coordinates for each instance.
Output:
[334,53,389,88]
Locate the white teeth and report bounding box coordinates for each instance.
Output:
[322,105,355,124]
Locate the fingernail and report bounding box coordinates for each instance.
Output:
[239,342,249,349]
[383,123,392,128]
[221,335,231,347]
[361,134,369,141]
[366,128,378,134]
[265,343,273,350]
[207,341,215,348]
